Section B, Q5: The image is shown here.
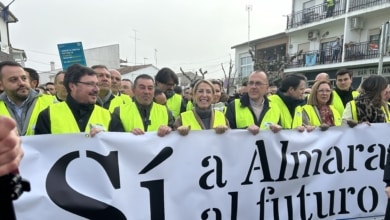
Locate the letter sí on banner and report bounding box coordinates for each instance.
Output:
[15,125,388,219]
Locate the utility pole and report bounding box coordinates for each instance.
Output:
[246,4,252,51]
[130,29,140,65]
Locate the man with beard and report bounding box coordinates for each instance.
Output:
[114,74,174,137]
[34,64,124,135]
[0,61,54,135]
[92,65,124,112]
[155,67,182,118]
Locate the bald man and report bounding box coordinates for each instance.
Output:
[315,72,329,82]
[225,70,282,135]
[109,69,132,105]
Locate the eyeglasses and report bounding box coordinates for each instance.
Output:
[317,89,332,94]
[248,81,268,87]
[77,81,98,88]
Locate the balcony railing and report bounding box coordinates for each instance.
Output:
[349,0,390,12]
[286,41,379,68]
[344,41,379,61]
[287,0,346,29]
[286,0,390,30]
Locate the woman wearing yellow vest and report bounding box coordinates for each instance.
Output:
[342,75,389,126]
[174,79,229,136]
[303,80,341,131]
[210,79,227,113]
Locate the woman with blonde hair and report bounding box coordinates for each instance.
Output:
[174,79,229,136]
[302,80,341,131]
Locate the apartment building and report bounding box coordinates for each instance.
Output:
[287,0,390,86]
[233,0,390,87]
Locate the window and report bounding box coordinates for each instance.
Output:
[239,56,253,79]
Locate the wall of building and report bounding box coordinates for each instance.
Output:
[121,66,159,82]
[84,44,120,69]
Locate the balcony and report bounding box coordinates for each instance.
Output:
[287,0,346,29]
[286,0,389,30]
[344,41,379,61]
[349,0,390,12]
[286,41,379,68]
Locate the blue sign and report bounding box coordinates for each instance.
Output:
[57,42,87,70]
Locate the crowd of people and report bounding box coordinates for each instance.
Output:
[1,60,390,215]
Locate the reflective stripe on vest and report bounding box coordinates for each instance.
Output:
[350,100,390,123]
[118,94,133,105]
[234,99,280,129]
[268,95,303,129]
[303,104,342,126]
[167,93,182,118]
[0,95,53,135]
[50,102,111,134]
[108,96,125,113]
[119,102,168,132]
[333,90,359,116]
[180,110,226,130]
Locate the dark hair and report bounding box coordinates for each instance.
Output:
[190,79,200,88]
[63,64,96,93]
[154,87,164,97]
[360,75,388,106]
[91,64,108,70]
[134,74,154,88]
[0,61,23,79]
[54,71,66,84]
[155,67,178,85]
[279,73,307,93]
[336,68,352,78]
[174,86,182,94]
[24,67,39,85]
[210,79,223,91]
[45,82,54,87]
[242,81,248,87]
[307,80,333,106]
[122,78,133,84]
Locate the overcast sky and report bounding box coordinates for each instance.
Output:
[8,0,291,79]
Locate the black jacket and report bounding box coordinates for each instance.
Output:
[35,95,124,134]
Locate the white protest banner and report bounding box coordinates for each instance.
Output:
[14,124,388,219]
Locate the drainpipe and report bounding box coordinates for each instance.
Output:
[378,21,389,75]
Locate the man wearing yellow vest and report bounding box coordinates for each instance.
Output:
[109,69,132,105]
[326,0,335,18]
[268,73,310,131]
[53,71,67,102]
[0,61,54,136]
[225,71,282,135]
[333,68,359,116]
[155,67,183,118]
[114,74,174,137]
[34,64,124,136]
[120,79,134,98]
[91,65,125,113]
